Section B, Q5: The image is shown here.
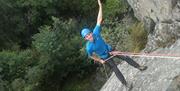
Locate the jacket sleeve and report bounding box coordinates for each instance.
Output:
[93,24,101,36]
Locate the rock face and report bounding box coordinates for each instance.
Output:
[166,75,180,91]
[127,0,180,52]
[100,40,180,91]
[100,0,180,91]
[144,22,180,52]
[127,0,180,23]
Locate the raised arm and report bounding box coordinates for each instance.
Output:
[97,0,103,25]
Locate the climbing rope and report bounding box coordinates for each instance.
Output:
[102,51,180,80]
[105,51,180,62]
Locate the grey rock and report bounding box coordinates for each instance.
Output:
[127,0,180,23]
[100,0,180,91]
[127,0,180,53]
[144,22,180,52]
[100,39,180,91]
[166,75,180,91]
[143,16,155,34]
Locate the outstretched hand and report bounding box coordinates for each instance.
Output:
[100,59,106,64]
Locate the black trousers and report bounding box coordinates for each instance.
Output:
[105,55,141,85]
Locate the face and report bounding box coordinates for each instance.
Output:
[84,33,93,42]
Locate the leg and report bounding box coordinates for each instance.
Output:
[106,59,127,85]
[116,55,147,71]
[116,55,140,68]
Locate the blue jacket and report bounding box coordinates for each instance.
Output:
[86,24,112,59]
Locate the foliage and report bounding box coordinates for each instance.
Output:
[0,0,143,91]
[0,0,129,50]
[0,0,95,50]
[32,17,96,90]
[104,0,129,18]
[62,76,91,91]
[0,0,53,50]
[11,78,26,91]
[0,50,37,81]
[101,20,148,53]
[56,0,97,17]
[0,50,39,91]
[101,19,132,52]
[129,22,148,52]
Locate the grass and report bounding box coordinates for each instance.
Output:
[61,70,105,91]
[129,22,148,52]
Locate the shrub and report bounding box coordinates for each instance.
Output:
[11,78,26,91]
[0,49,39,91]
[104,0,129,19]
[0,50,37,81]
[32,17,95,90]
[129,22,148,52]
[101,20,132,51]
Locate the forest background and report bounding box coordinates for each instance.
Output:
[0,0,147,91]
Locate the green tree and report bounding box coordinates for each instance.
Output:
[104,0,129,19]
[32,17,95,90]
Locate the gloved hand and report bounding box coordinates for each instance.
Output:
[100,59,106,64]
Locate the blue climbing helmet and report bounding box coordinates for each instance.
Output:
[81,28,91,38]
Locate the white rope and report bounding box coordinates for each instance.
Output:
[108,51,180,59]
[121,54,180,59]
